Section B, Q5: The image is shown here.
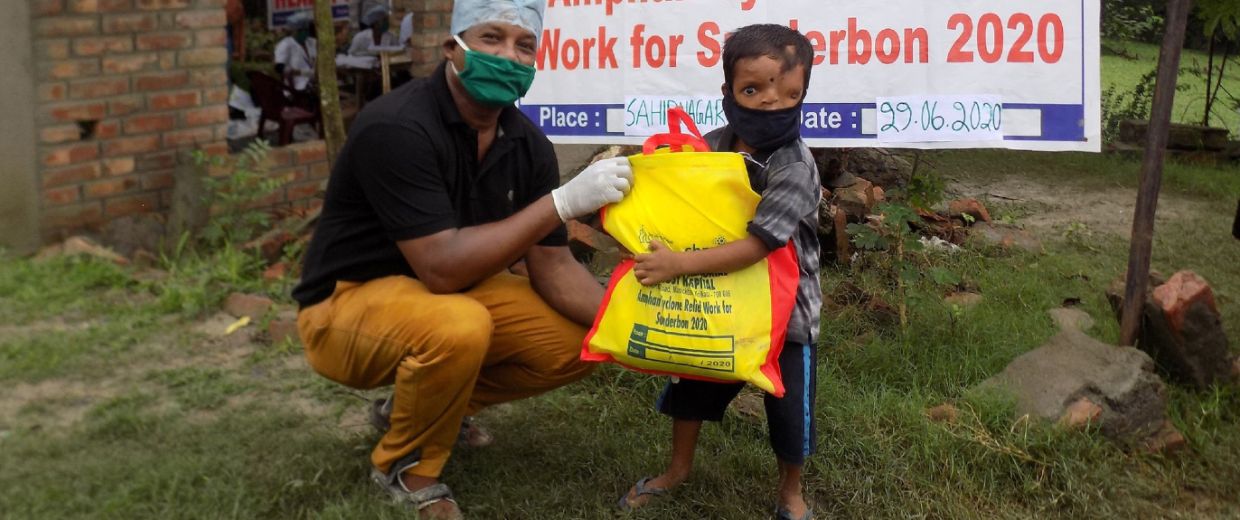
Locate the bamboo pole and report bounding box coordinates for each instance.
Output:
[1119,0,1195,346]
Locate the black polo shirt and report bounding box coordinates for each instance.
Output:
[292,61,565,308]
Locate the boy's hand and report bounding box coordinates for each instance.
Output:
[633,240,683,286]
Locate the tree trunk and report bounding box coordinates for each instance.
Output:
[314,0,346,166]
[1204,33,1216,127]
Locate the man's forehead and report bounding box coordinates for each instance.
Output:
[465,21,536,40]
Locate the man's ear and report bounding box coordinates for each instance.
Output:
[720,83,729,97]
[441,37,458,60]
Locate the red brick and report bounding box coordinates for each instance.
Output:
[36,40,71,60]
[103,157,136,176]
[124,113,177,134]
[178,48,227,67]
[189,68,227,87]
[68,77,130,99]
[148,90,200,110]
[38,83,68,103]
[44,186,82,206]
[105,192,159,217]
[307,161,330,180]
[46,59,100,80]
[94,121,121,139]
[42,162,103,188]
[43,143,100,167]
[292,142,327,164]
[43,202,104,230]
[134,71,190,91]
[104,135,160,156]
[174,9,225,28]
[203,86,228,104]
[159,51,177,70]
[40,125,82,144]
[73,36,134,56]
[36,17,99,37]
[286,180,321,201]
[138,152,179,172]
[195,28,227,47]
[200,142,229,157]
[184,106,228,127]
[33,0,64,16]
[267,148,293,167]
[97,0,132,11]
[104,13,157,33]
[67,0,97,12]
[109,96,146,116]
[103,54,160,74]
[162,127,214,147]
[136,32,192,51]
[136,0,190,9]
[85,176,141,199]
[141,170,174,190]
[46,101,107,122]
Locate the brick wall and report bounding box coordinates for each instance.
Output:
[28,0,447,243]
[403,0,451,77]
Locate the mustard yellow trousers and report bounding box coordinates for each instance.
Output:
[297,273,591,478]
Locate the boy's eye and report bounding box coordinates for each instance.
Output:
[742,87,757,96]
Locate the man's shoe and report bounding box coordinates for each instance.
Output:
[369,395,493,448]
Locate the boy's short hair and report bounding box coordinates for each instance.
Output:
[723,24,814,90]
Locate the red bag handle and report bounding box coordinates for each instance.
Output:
[642,106,710,155]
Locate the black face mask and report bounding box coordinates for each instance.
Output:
[721,91,803,152]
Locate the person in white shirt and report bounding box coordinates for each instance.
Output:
[273,11,318,92]
[348,6,398,57]
[398,11,414,48]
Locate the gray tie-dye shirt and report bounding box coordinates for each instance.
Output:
[704,126,822,345]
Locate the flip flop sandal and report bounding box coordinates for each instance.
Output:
[774,506,814,520]
[617,477,668,511]
[371,451,463,520]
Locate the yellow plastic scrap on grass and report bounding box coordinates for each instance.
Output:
[581,108,799,396]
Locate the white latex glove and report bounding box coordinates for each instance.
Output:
[551,156,634,222]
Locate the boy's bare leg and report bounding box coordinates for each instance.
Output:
[777,461,808,517]
[624,419,702,507]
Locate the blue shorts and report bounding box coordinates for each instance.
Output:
[656,340,818,465]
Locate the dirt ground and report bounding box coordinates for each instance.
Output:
[948,178,1205,237]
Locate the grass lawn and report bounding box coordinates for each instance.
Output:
[1,148,1238,519]
[1103,40,1240,136]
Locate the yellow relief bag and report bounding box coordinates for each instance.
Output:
[581,108,799,396]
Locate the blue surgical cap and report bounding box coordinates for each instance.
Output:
[450,0,545,40]
[363,5,389,26]
[286,11,313,31]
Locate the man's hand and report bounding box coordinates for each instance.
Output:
[633,240,684,286]
[550,157,633,222]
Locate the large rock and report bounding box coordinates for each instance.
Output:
[814,148,911,189]
[1147,272,1233,388]
[980,308,1168,441]
[1107,271,1233,389]
[967,222,1042,253]
[831,178,885,219]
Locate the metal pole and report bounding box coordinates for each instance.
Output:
[1119,0,1194,346]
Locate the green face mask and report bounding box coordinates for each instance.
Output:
[452,35,536,107]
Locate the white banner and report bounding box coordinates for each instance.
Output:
[519,0,1101,151]
[267,0,349,30]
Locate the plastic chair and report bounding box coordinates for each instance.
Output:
[246,71,321,145]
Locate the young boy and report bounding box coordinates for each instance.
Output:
[619,24,822,520]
